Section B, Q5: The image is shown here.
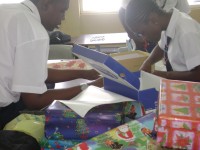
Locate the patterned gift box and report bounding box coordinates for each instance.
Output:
[157,79,200,150]
[45,100,145,141]
[65,112,157,150]
[48,59,92,70]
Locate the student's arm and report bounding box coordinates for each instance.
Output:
[46,68,101,83]
[21,77,103,110]
[153,65,200,82]
[140,45,164,72]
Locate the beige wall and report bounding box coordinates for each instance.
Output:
[60,0,200,37]
[189,7,200,23]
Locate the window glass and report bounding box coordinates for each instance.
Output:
[81,0,122,13]
[188,0,200,5]
[0,0,23,4]
[81,0,200,13]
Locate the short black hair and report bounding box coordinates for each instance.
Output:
[125,0,165,26]
[0,130,40,150]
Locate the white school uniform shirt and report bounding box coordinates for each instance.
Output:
[155,0,190,14]
[158,8,200,71]
[0,0,49,107]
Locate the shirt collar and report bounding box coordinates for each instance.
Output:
[165,8,180,39]
[21,0,41,22]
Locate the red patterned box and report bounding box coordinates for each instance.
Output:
[157,79,200,150]
[48,59,92,70]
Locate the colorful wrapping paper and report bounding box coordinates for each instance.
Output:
[45,100,145,141]
[41,111,155,150]
[40,138,82,150]
[66,111,157,150]
[157,79,200,149]
[3,113,45,142]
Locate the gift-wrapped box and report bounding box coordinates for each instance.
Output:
[45,100,145,141]
[66,111,157,150]
[40,137,82,150]
[47,59,92,70]
[45,100,124,140]
[45,85,146,141]
[156,79,200,149]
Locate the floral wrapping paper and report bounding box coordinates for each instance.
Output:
[156,79,200,150]
[48,59,92,70]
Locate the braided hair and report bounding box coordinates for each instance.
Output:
[125,0,166,27]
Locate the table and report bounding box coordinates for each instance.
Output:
[74,32,129,52]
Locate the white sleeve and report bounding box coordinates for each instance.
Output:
[12,39,49,94]
[9,12,49,94]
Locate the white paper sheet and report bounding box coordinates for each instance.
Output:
[59,85,134,117]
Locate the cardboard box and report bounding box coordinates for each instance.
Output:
[157,79,200,149]
[72,44,161,110]
[110,50,149,72]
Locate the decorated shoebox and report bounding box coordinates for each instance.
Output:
[72,44,161,110]
[65,111,157,150]
[110,50,151,72]
[45,86,145,141]
[156,79,200,149]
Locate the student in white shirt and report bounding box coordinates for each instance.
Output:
[119,0,191,52]
[0,0,103,129]
[155,0,190,14]
[125,0,200,81]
